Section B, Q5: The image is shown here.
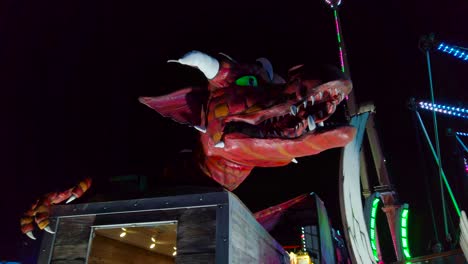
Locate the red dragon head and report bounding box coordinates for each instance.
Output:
[140,51,356,190]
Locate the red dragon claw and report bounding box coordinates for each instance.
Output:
[20,178,92,240]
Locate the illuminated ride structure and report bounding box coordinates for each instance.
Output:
[323,1,410,263]
[326,1,468,263]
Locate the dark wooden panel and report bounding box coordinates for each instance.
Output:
[177,207,216,254]
[88,235,174,264]
[176,253,215,264]
[51,215,96,264]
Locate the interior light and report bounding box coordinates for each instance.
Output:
[151,237,156,243]
[120,232,126,238]
[173,251,177,256]
[150,243,156,249]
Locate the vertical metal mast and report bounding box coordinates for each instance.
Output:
[324,1,403,261]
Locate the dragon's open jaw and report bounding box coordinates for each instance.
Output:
[223,80,349,140]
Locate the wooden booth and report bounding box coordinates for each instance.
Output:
[37,191,290,264]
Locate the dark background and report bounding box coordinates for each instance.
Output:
[1,0,467,262]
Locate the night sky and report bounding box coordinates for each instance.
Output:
[2,0,467,262]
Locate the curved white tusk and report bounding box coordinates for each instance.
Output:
[44,226,56,234]
[175,51,220,79]
[26,231,36,240]
[66,194,77,204]
[256,58,274,81]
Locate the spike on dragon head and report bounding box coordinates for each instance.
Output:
[140,51,356,190]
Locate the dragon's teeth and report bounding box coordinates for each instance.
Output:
[291,158,298,164]
[318,122,324,127]
[214,141,225,148]
[290,105,298,116]
[328,103,336,113]
[303,101,307,107]
[308,116,316,131]
[339,92,344,101]
[309,96,315,105]
[316,91,323,101]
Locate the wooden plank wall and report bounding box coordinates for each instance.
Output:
[48,207,217,264]
[51,215,96,264]
[228,194,289,264]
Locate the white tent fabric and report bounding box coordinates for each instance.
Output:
[339,112,376,264]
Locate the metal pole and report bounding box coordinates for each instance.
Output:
[415,111,461,217]
[424,50,450,238]
[456,135,468,153]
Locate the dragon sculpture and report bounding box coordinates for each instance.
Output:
[21,51,356,239]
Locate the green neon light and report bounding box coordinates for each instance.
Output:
[369,197,380,261]
[402,210,408,218]
[400,208,411,259]
[334,10,341,44]
[403,249,411,258]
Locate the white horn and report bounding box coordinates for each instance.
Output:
[256,58,274,81]
[170,51,220,79]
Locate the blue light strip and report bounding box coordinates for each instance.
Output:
[437,43,468,61]
[418,101,468,119]
[457,132,468,137]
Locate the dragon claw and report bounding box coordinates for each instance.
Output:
[20,178,92,239]
[44,226,56,234]
[66,194,77,204]
[26,231,36,240]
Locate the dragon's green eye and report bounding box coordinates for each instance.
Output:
[235,75,258,87]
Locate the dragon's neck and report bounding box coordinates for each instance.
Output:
[198,152,254,191]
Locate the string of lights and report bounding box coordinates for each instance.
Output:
[418,101,468,119]
[437,42,468,61]
[301,226,306,252]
